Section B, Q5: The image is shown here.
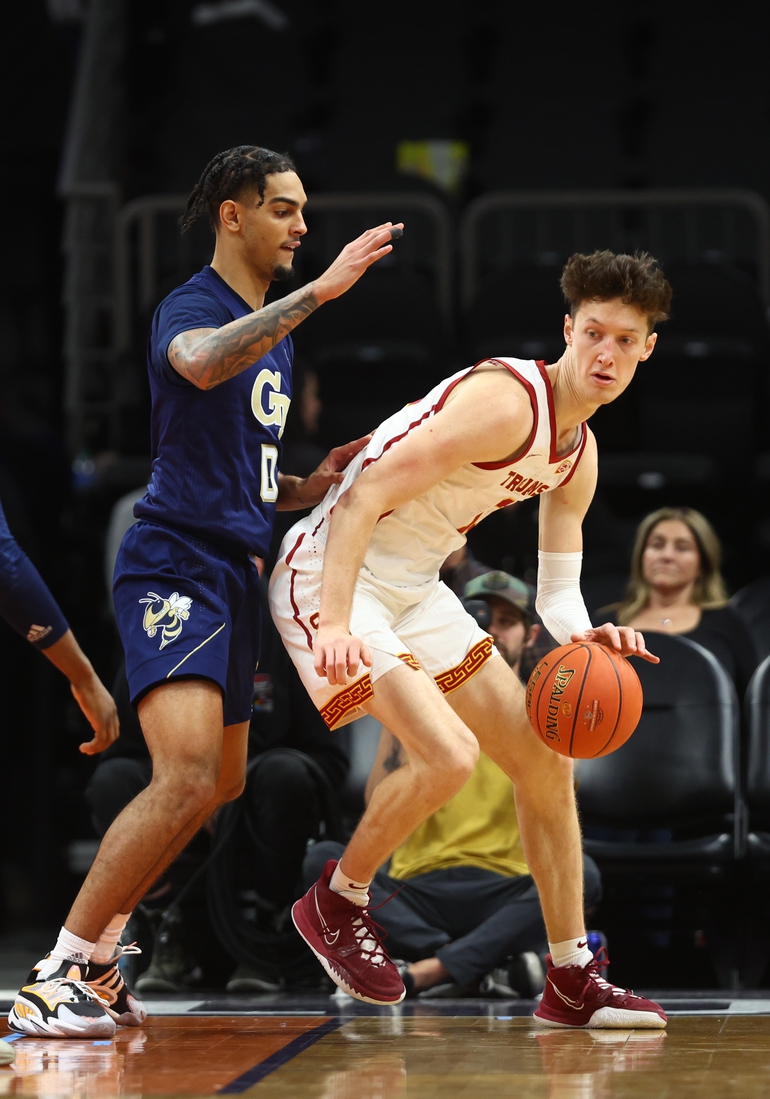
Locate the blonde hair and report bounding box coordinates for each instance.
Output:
[616,507,729,626]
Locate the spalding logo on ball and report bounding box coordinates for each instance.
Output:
[525,642,643,758]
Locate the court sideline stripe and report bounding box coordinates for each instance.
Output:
[219,1016,343,1093]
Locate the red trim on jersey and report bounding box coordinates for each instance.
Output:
[285,531,305,566]
[361,399,444,472]
[559,425,588,486]
[535,360,585,467]
[433,366,475,414]
[472,358,540,470]
[284,533,314,651]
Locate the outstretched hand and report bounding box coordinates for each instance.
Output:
[315,223,404,302]
[314,626,372,686]
[298,434,373,508]
[572,622,660,664]
[71,674,120,755]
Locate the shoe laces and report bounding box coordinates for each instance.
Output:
[118,942,142,958]
[42,974,109,1006]
[350,905,391,969]
[585,947,635,999]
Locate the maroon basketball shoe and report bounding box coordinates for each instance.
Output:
[534,949,667,1029]
[292,860,405,1005]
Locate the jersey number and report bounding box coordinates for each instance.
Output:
[260,444,279,503]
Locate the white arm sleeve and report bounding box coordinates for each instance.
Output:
[535,550,593,646]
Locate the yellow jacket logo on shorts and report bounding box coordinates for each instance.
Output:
[139,591,193,649]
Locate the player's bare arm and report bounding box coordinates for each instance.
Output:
[315,368,535,684]
[167,223,402,390]
[42,630,120,754]
[538,432,658,663]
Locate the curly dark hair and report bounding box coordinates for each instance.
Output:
[560,250,672,331]
[180,145,297,235]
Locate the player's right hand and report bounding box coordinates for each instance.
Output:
[314,223,404,302]
[71,674,120,755]
[314,626,372,685]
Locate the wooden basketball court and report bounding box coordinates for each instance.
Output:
[3,1005,770,1097]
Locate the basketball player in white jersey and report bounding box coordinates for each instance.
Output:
[270,250,671,1028]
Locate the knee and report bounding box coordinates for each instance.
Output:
[152,762,219,816]
[430,732,479,798]
[302,840,345,889]
[246,753,319,812]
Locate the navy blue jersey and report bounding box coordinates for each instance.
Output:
[134,265,293,557]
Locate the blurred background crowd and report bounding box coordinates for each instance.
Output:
[2,1,770,994]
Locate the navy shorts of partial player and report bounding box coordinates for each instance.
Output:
[114,521,261,725]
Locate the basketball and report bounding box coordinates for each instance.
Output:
[525,642,643,758]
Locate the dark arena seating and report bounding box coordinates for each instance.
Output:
[578,634,743,988]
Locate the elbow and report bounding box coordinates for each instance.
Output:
[170,350,211,390]
[336,482,386,525]
[535,590,545,620]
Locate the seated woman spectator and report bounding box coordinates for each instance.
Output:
[613,507,758,697]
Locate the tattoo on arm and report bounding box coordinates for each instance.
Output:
[382,734,405,774]
[170,285,319,389]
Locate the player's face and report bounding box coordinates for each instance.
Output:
[242,171,308,282]
[485,597,529,669]
[563,299,657,405]
[641,519,701,593]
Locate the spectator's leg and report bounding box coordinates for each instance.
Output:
[85,759,153,837]
[302,841,346,888]
[245,752,327,908]
[367,872,452,962]
[436,856,603,989]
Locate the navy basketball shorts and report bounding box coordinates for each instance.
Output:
[113,520,261,726]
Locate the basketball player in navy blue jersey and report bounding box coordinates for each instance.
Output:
[9,145,402,1038]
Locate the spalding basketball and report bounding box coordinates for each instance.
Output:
[525,642,643,758]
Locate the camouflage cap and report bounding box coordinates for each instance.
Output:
[463,571,534,624]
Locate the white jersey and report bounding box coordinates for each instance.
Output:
[296,358,587,589]
[272,358,587,727]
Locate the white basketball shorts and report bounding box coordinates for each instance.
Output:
[269,529,497,730]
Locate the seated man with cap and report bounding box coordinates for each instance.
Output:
[303,570,601,998]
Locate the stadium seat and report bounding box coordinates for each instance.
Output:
[297,267,452,444]
[739,654,770,984]
[731,579,770,662]
[655,263,769,359]
[577,633,743,986]
[461,267,567,364]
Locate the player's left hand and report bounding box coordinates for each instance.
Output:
[299,434,373,507]
[71,674,120,754]
[572,623,660,664]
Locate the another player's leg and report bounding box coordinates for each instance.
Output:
[87,710,248,1024]
[292,662,479,1005]
[9,680,243,1037]
[446,657,666,1029]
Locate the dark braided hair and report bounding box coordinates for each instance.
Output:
[180,145,297,234]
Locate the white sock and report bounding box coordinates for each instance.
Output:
[49,926,97,965]
[330,862,371,907]
[91,913,131,964]
[550,936,594,969]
